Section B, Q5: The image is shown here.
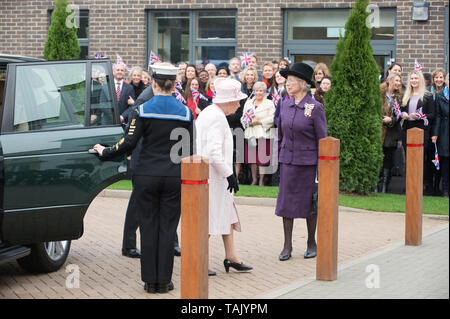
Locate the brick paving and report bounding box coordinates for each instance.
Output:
[0,195,448,299]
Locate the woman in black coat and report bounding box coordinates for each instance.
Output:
[432,74,449,196]
[400,70,435,194]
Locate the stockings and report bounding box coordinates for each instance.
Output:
[281,216,317,254]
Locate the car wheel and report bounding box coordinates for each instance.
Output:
[17,240,71,273]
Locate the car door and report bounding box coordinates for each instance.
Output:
[0,59,127,244]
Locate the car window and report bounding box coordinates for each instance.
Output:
[14,63,86,132]
[90,63,115,126]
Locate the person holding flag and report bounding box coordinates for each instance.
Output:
[377,71,403,193]
[400,69,435,195]
[432,74,449,197]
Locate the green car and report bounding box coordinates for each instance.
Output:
[0,54,127,272]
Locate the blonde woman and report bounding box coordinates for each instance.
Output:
[240,81,276,186]
[141,70,151,88]
[400,70,435,194]
[128,66,145,99]
[239,66,259,99]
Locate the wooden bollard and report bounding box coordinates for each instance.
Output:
[180,155,209,299]
[316,137,340,281]
[405,128,423,246]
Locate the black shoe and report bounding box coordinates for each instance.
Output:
[157,281,174,293]
[122,248,141,258]
[304,250,317,259]
[208,269,216,276]
[144,282,157,293]
[223,259,253,273]
[279,253,292,261]
[174,246,181,257]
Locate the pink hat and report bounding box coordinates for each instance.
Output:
[213,78,248,104]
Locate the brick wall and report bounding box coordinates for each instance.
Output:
[0,0,447,74]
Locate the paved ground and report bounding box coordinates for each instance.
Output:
[0,194,448,299]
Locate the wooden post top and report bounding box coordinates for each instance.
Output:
[318,137,340,158]
[181,155,209,181]
[406,128,424,145]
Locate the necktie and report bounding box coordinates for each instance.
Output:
[116,82,121,102]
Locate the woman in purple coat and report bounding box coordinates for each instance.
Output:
[275,62,327,261]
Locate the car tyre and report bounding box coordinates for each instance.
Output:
[17,240,71,273]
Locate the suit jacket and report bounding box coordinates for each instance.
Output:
[116,81,136,118]
[277,94,327,166]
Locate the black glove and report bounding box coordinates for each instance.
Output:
[226,174,239,193]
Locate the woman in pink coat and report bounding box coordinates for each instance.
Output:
[196,78,253,275]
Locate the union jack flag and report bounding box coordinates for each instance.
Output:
[148,51,160,67]
[94,53,106,59]
[116,54,130,72]
[192,89,208,102]
[240,52,253,68]
[391,98,401,120]
[432,143,440,170]
[415,107,428,126]
[272,87,280,105]
[414,59,423,72]
[241,108,255,128]
[175,81,183,91]
[173,88,186,104]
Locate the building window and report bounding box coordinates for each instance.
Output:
[284,8,396,74]
[48,9,89,60]
[148,10,237,66]
[287,9,395,41]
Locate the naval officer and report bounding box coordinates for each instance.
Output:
[92,63,194,294]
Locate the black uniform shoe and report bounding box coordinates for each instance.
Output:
[144,283,157,293]
[304,250,317,259]
[174,246,181,256]
[122,248,141,258]
[157,281,174,293]
[208,269,216,276]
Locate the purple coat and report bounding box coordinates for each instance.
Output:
[275,94,327,219]
[277,94,327,166]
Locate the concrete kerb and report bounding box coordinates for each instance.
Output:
[98,189,449,221]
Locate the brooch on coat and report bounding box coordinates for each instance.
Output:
[304,103,315,117]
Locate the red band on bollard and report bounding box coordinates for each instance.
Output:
[407,144,423,147]
[182,180,208,185]
[319,156,339,160]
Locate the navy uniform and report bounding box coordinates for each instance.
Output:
[100,65,193,292]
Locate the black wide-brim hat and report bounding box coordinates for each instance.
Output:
[280,62,315,87]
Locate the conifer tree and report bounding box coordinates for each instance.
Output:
[44,0,80,60]
[323,0,383,194]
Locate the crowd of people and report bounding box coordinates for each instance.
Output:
[98,54,449,294]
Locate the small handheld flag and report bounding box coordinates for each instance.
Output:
[116,54,131,72]
[240,52,253,68]
[432,143,440,170]
[173,88,186,104]
[241,108,256,129]
[415,107,428,126]
[94,53,106,59]
[192,88,208,102]
[272,87,280,105]
[414,59,423,72]
[391,98,401,120]
[148,51,160,68]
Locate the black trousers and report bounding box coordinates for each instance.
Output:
[133,175,181,285]
[382,146,396,170]
[122,182,139,249]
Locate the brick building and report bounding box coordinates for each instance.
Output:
[0,0,448,76]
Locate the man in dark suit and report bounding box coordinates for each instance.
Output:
[113,63,136,123]
[112,62,139,258]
